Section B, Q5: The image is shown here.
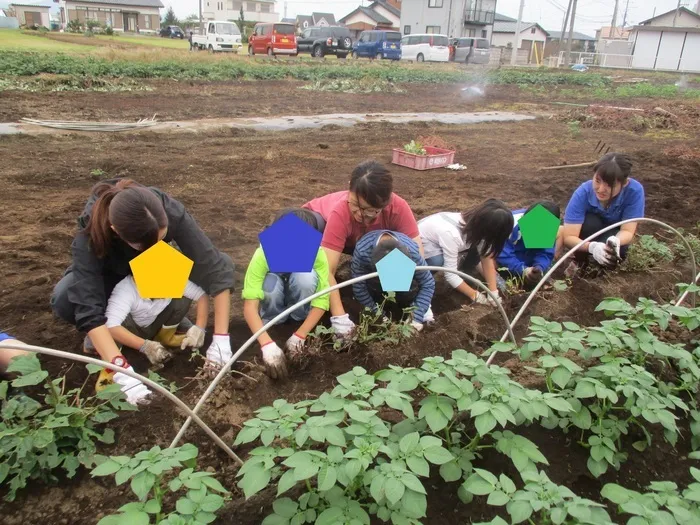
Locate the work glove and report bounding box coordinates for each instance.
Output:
[330,314,355,340]
[113,366,152,406]
[262,342,288,380]
[423,306,435,325]
[606,236,622,263]
[205,334,233,370]
[588,241,615,266]
[524,267,543,286]
[410,320,424,333]
[180,325,206,350]
[474,290,502,306]
[285,333,306,353]
[139,340,172,370]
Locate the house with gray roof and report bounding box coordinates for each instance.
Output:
[58,0,163,33]
[492,13,549,64]
[339,0,399,38]
[546,30,596,53]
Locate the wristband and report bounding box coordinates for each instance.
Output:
[293,332,306,340]
[261,340,275,348]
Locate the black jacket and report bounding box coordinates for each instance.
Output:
[67,180,235,332]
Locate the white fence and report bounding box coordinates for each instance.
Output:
[0,17,20,29]
[556,51,634,69]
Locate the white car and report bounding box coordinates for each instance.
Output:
[191,21,242,53]
[400,33,450,62]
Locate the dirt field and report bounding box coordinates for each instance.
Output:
[1,82,699,523]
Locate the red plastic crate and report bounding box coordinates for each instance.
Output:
[391,146,456,171]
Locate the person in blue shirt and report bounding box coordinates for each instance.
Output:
[497,201,561,286]
[351,230,435,332]
[561,153,645,268]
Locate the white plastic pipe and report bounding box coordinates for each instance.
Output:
[170,267,515,449]
[0,342,243,464]
[486,217,697,366]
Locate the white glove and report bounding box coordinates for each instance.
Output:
[410,320,424,332]
[606,236,621,260]
[113,366,152,405]
[139,340,172,369]
[330,314,355,339]
[285,333,305,353]
[205,334,233,368]
[262,342,288,379]
[180,325,206,350]
[423,306,435,325]
[588,241,614,266]
[474,290,502,306]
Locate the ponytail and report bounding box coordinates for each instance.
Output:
[85,179,168,258]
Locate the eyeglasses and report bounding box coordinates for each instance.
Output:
[348,198,384,219]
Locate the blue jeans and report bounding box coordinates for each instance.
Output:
[260,271,319,325]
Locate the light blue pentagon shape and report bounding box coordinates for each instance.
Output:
[259,213,322,273]
[375,248,417,292]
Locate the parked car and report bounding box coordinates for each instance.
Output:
[191,21,242,52]
[352,30,401,60]
[296,26,353,58]
[452,37,491,64]
[400,33,450,63]
[160,25,185,39]
[248,22,297,56]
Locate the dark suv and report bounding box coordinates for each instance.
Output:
[296,26,353,58]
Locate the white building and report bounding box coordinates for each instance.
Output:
[400,0,496,40]
[491,12,549,64]
[629,7,700,72]
[202,0,278,24]
[339,1,400,39]
[59,0,163,33]
[10,1,50,27]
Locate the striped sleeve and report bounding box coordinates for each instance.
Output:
[406,238,435,323]
[351,232,380,312]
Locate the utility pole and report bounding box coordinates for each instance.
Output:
[558,0,573,65]
[564,0,578,66]
[610,0,619,35]
[199,0,203,34]
[673,0,682,26]
[510,0,525,66]
[622,0,630,28]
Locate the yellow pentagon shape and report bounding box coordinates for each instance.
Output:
[129,241,194,299]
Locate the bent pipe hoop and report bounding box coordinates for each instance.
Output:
[170,267,515,450]
[0,342,243,465]
[487,217,698,366]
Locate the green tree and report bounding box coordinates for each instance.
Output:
[161,6,179,28]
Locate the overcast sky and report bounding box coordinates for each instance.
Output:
[163,0,696,37]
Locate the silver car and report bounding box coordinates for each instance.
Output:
[453,37,491,64]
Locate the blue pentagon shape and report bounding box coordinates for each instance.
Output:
[518,204,561,250]
[375,248,417,292]
[259,213,322,273]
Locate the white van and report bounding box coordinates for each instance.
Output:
[400,33,450,62]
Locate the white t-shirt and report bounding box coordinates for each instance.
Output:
[418,212,470,289]
[105,276,205,329]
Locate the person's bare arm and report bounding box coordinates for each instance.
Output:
[243,299,274,347]
[323,247,346,317]
[296,307,326,338]
[212,290,231,334]
[89,325,124,363]
[455,281,478,301]
[616,223,637,246]
[109,326,146,351]
[0,340,30,373]
[195,296,209,329]
[480,256,498,292]
[562,223,588,252]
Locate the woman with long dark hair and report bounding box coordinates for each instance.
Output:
[50,179,234,404]
[418,199,514,306]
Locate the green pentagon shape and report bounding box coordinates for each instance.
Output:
[518,204,560,250]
